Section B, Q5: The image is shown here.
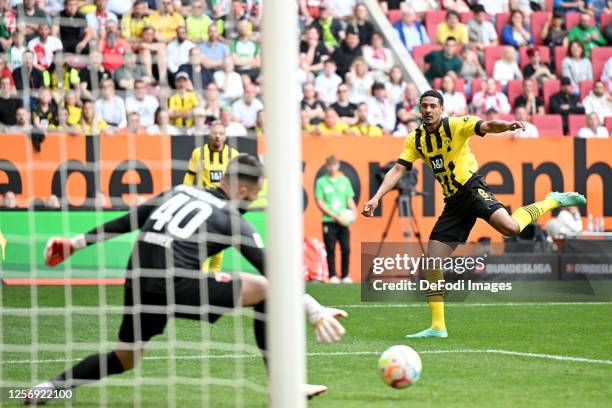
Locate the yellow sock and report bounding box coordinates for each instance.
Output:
[208,251,224,273]
[511,198,558,232]
[424,269,446,330]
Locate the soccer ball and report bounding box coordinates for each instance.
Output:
[378,345,422,389]
[338,209,355,226]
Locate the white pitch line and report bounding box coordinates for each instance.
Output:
[331,302,611,308]
[3,349,611,366]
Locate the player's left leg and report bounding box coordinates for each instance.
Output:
[208,251,225,272]
[338,225,351,283]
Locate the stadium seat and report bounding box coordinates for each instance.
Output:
[601,12,612,28]
[605,116,612,132]
[519,45,550,69]
[507,79,540,107]
[530,12,551,45]
[532,114,564,136]
[565,13,580,30]
[545,0,554,11]
[484,46,506,77]
[579,80,594,100]
[568,114,587,136]
[591,47,612,81]
[542,79,561,111]
[388,9,402,24]
[554,46,567,76]
[498,114,516,122]
[460,12,474,23]
[425,10,447,43]
[411,44,442,67]
[495,12,511,38]
[433,77,466,94]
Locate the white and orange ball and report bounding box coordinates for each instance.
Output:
[378,345,422,389]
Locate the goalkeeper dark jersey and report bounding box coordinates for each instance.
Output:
[83,185,264,294]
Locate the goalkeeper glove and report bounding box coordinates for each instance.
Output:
[44,234,86,266]
[304,294,347,344]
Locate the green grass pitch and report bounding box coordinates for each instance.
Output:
[1,284,611,407]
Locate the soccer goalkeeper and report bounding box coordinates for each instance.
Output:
[362,90,586,339]
[183,121,239,273]
[27,155,345,404]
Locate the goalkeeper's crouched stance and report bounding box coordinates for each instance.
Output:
[26,155,346,405]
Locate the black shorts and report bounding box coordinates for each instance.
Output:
[429,174,505,247]
[118,273,242,343]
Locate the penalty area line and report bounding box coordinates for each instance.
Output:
[331,302,611,308]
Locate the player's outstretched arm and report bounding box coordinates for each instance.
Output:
[304,294,347,344]
[362,163,407,217]
[480,120,525,135]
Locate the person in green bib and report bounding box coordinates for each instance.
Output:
[315,155,357,283]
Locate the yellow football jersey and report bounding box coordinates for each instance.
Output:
[184,144,240,188]
[398,116,484,197]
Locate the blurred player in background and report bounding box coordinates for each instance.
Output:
[28,155,345,404]
[363,90,586,338]
[184,121,239,273]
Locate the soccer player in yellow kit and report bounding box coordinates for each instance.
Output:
[363,90,586,338]
[184,121,239,272]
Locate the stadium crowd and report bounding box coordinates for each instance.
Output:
[0,0,609,149]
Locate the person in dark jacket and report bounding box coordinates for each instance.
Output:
[332,29,362,79]
[550,76,585,135]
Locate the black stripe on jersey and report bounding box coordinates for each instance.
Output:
[424,130,433,153]
[448,162,462,190]
[442,117,452,141]
[475,120,485,137]
[186,170,196,175]
[415,127,425,158]
[433,127,443,150]
[396,159,414,170]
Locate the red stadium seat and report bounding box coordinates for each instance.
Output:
[433,77,466,94]
[545,0,554,10]
[605,116,612,132]
[530,12,551,46]
[542,79,561,111]
[554,46,567,76]
[460,12,474,23]
[519,45,550,69]
[591,47,612,81]
[425,10,447,43]
[532,114,564,136]
[411,44,442,67]
[495,12,511,38]
[579,80,593,100]
[565,13,580,30]
[601,12,612,28]
[388,9,402,24]
[568,114,587,136]
[484,46,506,77]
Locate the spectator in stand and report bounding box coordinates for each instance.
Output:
[231,82,263,129]
[147,108,180,135]
[327,0,356,22]
[437,10,468,46]
[300,25,330,73]
[46,194,61,208]
[523,47,556,84]
[47,108,72,133]
[95,78,126,129]
[460,46,486,92]
[0,0,15,51]
[114,50,151,89]
[120,0,149,44]
[478,0,510,14]
[116,111,147,135]
[13,50,44,90]
[493,46,523,87]
[583,79,612,121]
[331,83,357,125]
[0,190,17,208]
[187,107,207,136]
[301,82,326,124]
[312,107,348,135]
[514,78,545,115]
[5,107,32,133]
[502,10,533,48]
[0,76,21,126]
[378,0,408,15]
[366,82,395,133]
[178,47,213,91]
[555,0,594,15]
[42,51,80,94]
[54,0,91,55]
[396,82,420,127]
[15,0,50,42]
[393,9,429,54]
[0,55,13,86]
[79,50,113,100]
[440,75,467,116]
[135,26,168,84]
[346,102,383,137]
[363,32,394,81]
[542,11,568,49]
[219,105,247,137]
[467,4,499,53]
[385,66,406,106]
[332,28,362,79]
[214,57,244,103]
[63,90,81,126]
[7,30,27,70]
[168,71,199,128]
[472,78,511,114]
[312,4,344,51]
[201,25,231,71]
[511,0,545,18]
[512,106,539,138]
[85,0,118,40]
[28,23,62,70]
[412,0,440,13]
[77,100,107,135]
[578,112,610,137]
[125,79,159,128]
[568,10,607,58]
[166,26,196,78]
[301,109,314,134]
[346,57,373,104]
[186,0,213,44]
[601,57,612,85]
[255,109,265,137]
[423,37,462,83]
[149,0,185,44]
[314,59,342,106]
[347,3,374,46]
[203,82,222,123]
[220,0,250,43]
[231,20,261,79]
[545,205,582,238]
[99,19,130,72]
[298,0,321,26]
[444,0,471,12]
[562,40,593,89]
[550,76,586,134]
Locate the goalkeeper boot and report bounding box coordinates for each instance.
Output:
[545,192,586,208]
[405,328,448,338]
[304,384,328,399]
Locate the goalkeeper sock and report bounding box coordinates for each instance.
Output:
[208,251,224,273]
[53,351,124,389]
[253,300,268,369]
[424,269,446,331]
[511,198,558,233]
